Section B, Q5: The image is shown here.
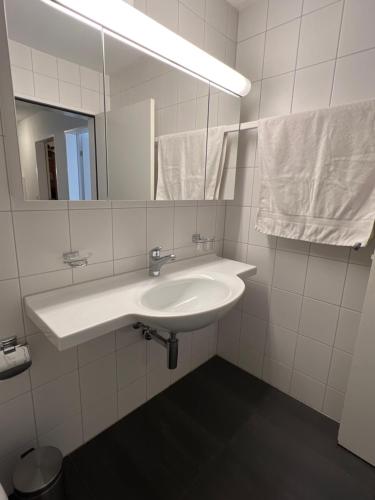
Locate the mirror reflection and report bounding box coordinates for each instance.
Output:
[15,99,98,200]
[5,0,241,201]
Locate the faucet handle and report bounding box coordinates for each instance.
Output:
[150,246,161,258]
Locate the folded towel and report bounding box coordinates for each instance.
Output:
[256,100,375,247]
[156,127,227,200]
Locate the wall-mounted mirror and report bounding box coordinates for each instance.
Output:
[5,0,241,201]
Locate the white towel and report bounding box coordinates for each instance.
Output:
[256,100,375,247]
[156,127,227,200]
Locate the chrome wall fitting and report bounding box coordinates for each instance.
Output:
[133,322,178,369]
[63,250,89,268]
[192,233,215,251]
[0,336,32,380]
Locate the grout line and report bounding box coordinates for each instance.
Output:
[290,0,304,113]
[328,0,346,107]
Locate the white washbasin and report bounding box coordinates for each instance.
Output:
[24,256,256,350]
[138,273,244,332]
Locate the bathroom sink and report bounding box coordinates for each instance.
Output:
[138,274,244,331]
[24,256,256,350]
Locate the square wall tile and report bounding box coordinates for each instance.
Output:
[331,48,375,106]
[228,168,254,207]
[240,313,267,354]
[291,370,325,411]
[237,1,268,41]
[236,33,265,82]
[32,49,57,77]
[205,0,228,34]
[8,41,32,70]
[180,0,204,17]
[0,212,18,280]
[292,61,335,113]
[0,370,30,406]
[59,82,81,109]
[79,353,116,409]
[297,2,342,68]
[223,240,248,263]
[303,0,338,14]
[147,207,174,251]
[226,4,239,41]
[72,261,113,284]
[147,0,179,31]
[28,333,77,388]
[224,206,250,243]
[0,279,24,339]
[78,332,115,366]
[33,371,80,435]
[266,323,297,367]
[117,341,147,389]
[248,208,276,248]
[238,346,263,378]
[205,25,227,62]
[11,66,34,97]
[197,205,217,239]
[263,19,300,78]
[118,376,147,418]
[309,243,350,262]
[38,413,83,457]
[277,237,310,254]
[328,348,352,392]
[34,74,59,103]
[113,208,146,259]
[247,245,275,285]
[323,387,345,422]
[82,393,117,441]
[69,209,112,264]
[304,256,347,305]
[334,307,361,354]
[57,59,80,85]
[267,0,303,29]
[299,297,339,345]
[80,67,100,92]
[339,0,375,57]
[191,327,211,369]
[218,308,241,364]
[13,211,70,276]
[262,356,292,393]
[0,393,35,459]
[342,264,370,312]
[269,287,302,331]
[273,250,308,294]
[260,72,294,118]
[242,281,271,320]
[294,335,331,383]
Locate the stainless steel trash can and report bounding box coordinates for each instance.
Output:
[13,447,64,499]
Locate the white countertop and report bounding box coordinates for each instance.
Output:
[24,255,256,350]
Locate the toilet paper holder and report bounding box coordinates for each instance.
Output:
[0,336,32,380]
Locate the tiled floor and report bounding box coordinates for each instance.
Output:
[62,357,375,500]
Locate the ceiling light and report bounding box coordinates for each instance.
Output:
[40,0,251,97]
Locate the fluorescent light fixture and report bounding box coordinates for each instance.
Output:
[40,0,251,97]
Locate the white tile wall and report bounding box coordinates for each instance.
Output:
[0,1,234,493]
[8,40,108,115]
[219,0,374,425]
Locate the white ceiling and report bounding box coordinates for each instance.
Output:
[227,0,261,10]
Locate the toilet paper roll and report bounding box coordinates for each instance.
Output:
[0,344,31,379]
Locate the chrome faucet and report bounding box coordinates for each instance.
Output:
[149,246,176,277]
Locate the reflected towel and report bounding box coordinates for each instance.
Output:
[156,127,227,200]
[256,100,375,247]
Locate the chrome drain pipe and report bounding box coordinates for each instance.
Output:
[133,323,179,370]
